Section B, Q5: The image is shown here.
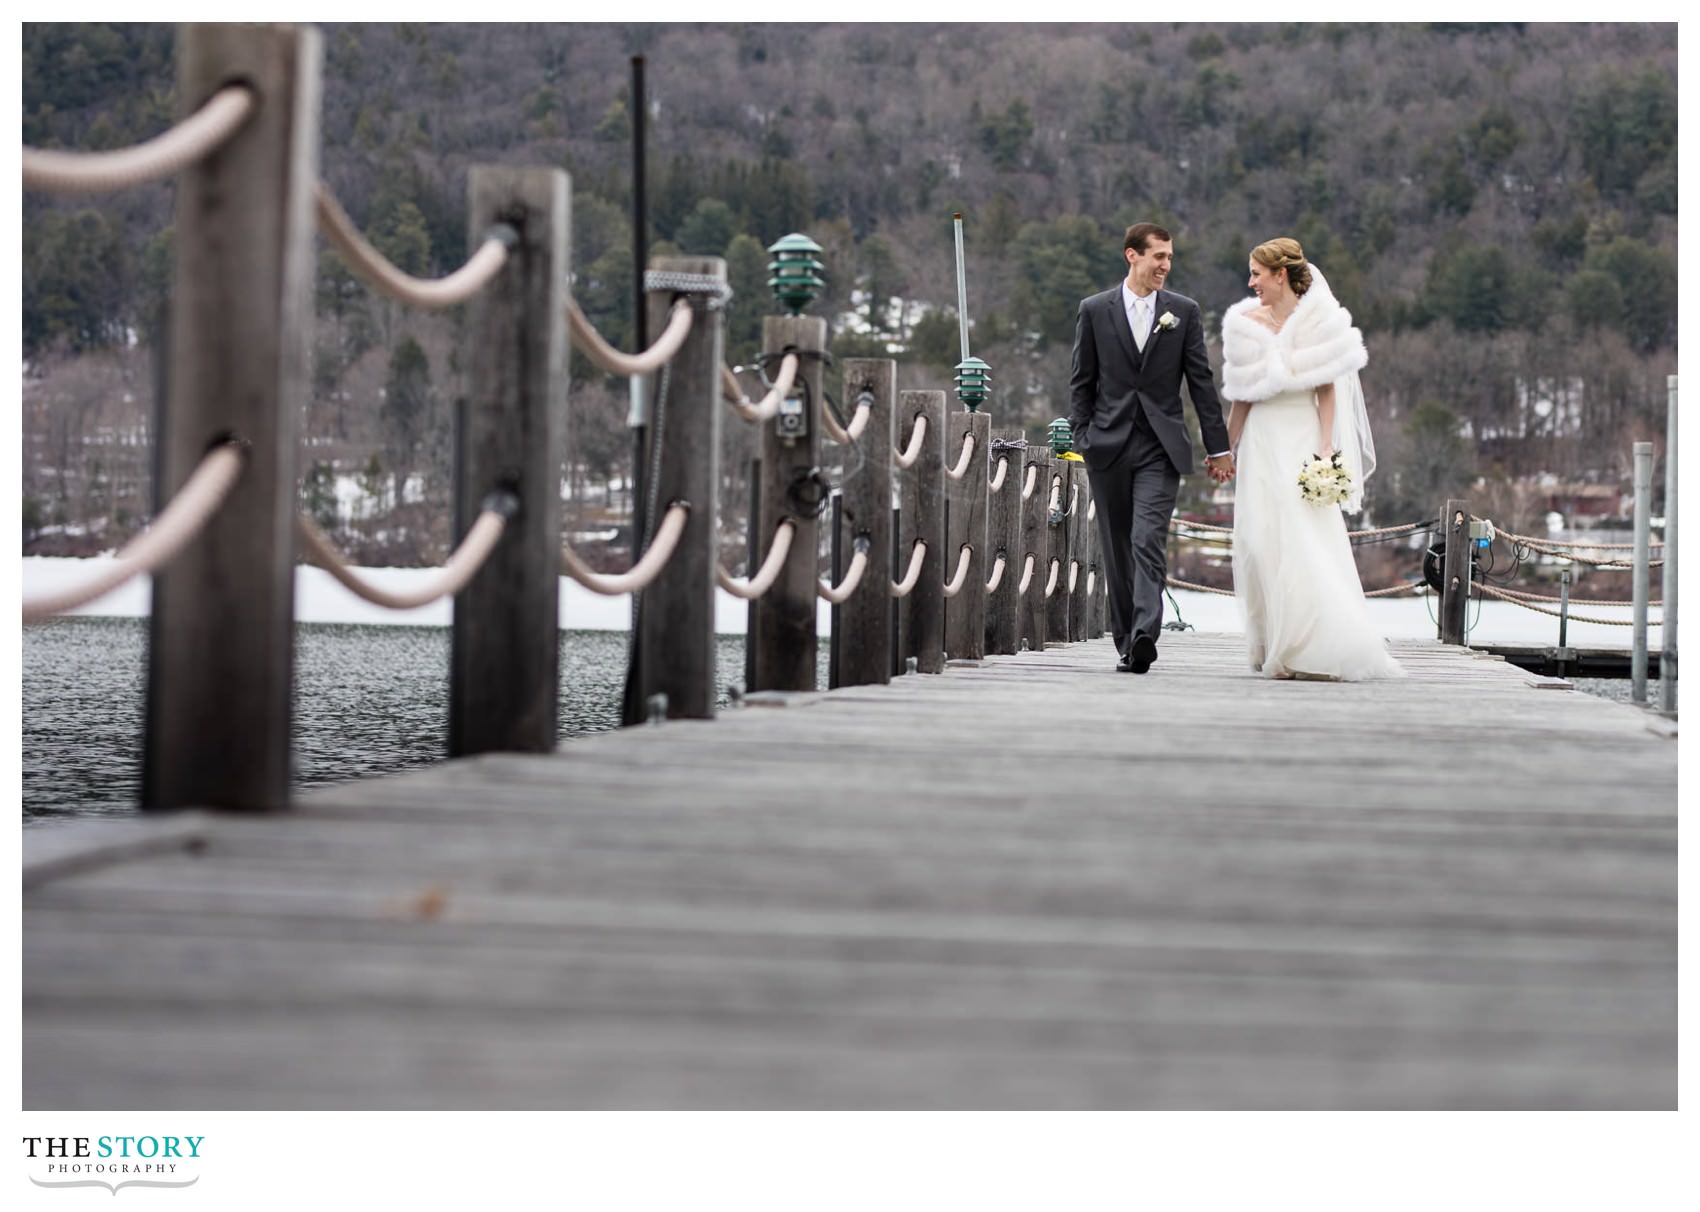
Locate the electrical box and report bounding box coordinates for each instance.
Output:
[776,393,806,442]
[1468,518,1495,548]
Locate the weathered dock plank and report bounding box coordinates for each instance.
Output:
[23,633,1676,1109]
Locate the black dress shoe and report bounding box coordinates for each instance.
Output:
[1130,634,1157,674]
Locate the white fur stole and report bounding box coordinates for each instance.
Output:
[1219,277,1368,403]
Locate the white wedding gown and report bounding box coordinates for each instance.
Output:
[1231,387,1406,680]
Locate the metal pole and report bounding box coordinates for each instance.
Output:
[1631,440,1652,702]
[1661,375,1678,714]
[1558,570,1571,650]
[953,212,970,362]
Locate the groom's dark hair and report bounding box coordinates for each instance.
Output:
[1124,222,1172,254]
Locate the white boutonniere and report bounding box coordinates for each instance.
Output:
[1155,310,1178,331]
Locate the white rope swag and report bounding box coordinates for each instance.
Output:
[298,496,514,611]
[316,183,514,310]
[22,442,247,623]
[561,503,691,595]
[22,85,255,193]
[717,520,797,600]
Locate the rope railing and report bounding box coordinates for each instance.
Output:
[941,544,974,598]
[1086,567,1097,597]
[1166,575,1235,596]
[1049,476,1063,515]
[1362,581,1430,598]
[1348,520,1432,540]
[23,441,247,624]
[1021,463,1039,501]
[818,538,872,604]
[560,501,691,595]
[894,415,929,469]
[564,295,695,379]
[1043,558,1061,599]
[1487,584,1661,609]
[988,455,1010,494]
[944,432,978,481]
[985,552,1007,593]
[717,519,797,600]
[1017,553,1036,595]
[297,490,517,611]
[316,183,514,309]
[22,85,255,194]
[1497,528,1661,551]
[1503,533,1664,568]
[1170,517,1432,540]
[891,540,928,598]
[1069,483,1080,516]
[721,355,799,423]
[1087,496,1096,523]
[1165,574,1430,600]
[1068,560,1080,594]
[1478,583,1661,627]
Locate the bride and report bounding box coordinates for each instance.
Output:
[1220,238,1405,681]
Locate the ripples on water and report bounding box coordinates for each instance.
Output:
[23,618,820,823]
[24,619,1666,822]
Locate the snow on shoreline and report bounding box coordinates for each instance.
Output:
[21,555,1653,647]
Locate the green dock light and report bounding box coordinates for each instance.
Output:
[954,356,991,412]
[767,233,825,314]
[1048,416,1073,455]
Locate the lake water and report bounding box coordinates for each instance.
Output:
[21,617,1663,823]
[21,617,827,823]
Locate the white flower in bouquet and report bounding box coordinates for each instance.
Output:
[1297,451,1352,506]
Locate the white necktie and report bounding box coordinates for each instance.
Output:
[1133,298,1149,352]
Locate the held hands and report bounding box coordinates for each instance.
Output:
[1205,452,1236,483]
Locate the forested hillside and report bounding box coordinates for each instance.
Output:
[21,21,1677,564]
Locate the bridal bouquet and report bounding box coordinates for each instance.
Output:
[1298,451,1352,506]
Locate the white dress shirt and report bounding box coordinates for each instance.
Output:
[1120,281,1230,461]
[1121,282,1154,352]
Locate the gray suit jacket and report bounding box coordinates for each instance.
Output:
[1067,285,1230,475]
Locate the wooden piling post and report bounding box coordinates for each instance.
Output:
[749,314,828,691]
[143,23,321,812]
[1438,498,1470,646]
[944,408,990,660]
[1083,487,1104,639]
[450,166,570,754]
[835,358,895,686]
[896,390,946,673]
[1046,462,1074,644]
[1067,469,1092,641]
[1019,445,1051,653]
[636,256,725,719]
[984,429,1023,655]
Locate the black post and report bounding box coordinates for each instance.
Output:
[829,489,843,689]
[744,455,762,690]
[620,54,650,726]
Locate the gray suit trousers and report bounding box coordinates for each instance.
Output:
[1087,425,1179,658]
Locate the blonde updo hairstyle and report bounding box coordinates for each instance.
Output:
[1251,237,1312,297]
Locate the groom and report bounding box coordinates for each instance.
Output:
[1069,222,1233,674]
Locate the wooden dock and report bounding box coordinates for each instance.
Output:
[23,633,1676,1109]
